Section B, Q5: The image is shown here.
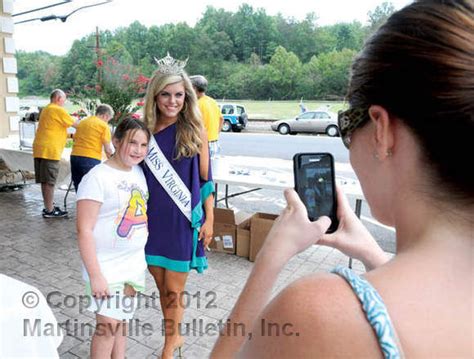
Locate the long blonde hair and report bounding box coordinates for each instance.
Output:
[143,70,203,159]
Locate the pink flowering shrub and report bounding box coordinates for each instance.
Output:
[71,56,150,125]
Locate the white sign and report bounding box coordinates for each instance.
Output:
[6,77,18,93]
[222,235,234,249]
[2,57,17,74]
[4,37,15,54]
[0,16,14,34]
[5,96,19,112]
[9,116,19,131]
[2,0,14,14]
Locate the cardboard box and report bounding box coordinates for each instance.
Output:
[249,213,278,262]
[236,217,251,258]
[210,208,236,254]
[210,209,278,260]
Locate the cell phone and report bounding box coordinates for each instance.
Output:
[293,153,338,233]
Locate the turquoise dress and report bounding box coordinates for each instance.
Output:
[143,123,214,273]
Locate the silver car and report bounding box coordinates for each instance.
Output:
[271,111,340,136]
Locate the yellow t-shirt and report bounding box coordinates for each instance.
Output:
[33,103,75,160]
[198,95,221,142]
[71,115,111,161]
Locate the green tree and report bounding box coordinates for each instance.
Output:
[367,2,396,33]
[160,23,199,61]
[232,4,261,61]
[274,13,320,63]
[328,22,365,51]
[17,6,375,101]
[58,35,98,93]
[266,46,302,99]
[114,21,149,65]
[196,6,234,36]
[104,40,133,64]
[304,49,356,99]
[313,26,338,55]
[16,51,61,96]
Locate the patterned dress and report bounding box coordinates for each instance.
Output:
[332,266,404,359]
[143,123,214,273]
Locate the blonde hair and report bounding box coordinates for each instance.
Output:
[143,70,203,159]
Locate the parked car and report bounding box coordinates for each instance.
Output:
[218,103,248,132]
[270,110,340,136]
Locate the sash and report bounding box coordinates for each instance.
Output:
[145,136,192,222]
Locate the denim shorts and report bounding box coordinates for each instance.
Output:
[70,155,101,192]
[209,140,220,160]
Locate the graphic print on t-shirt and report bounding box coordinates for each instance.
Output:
[116,186,148,240]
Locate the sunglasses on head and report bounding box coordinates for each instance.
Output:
[337,107,370,148]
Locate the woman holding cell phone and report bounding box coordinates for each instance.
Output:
[212,1,474,357]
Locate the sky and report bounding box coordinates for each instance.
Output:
[12,0,413,56]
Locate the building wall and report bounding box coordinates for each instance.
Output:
[1,0,19,138]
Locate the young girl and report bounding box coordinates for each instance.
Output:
[76,118,150,358]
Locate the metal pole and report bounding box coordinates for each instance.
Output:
[96,26,102,90]
[348,199,363,269]
[13,1,72,17]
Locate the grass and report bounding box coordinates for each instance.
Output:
[216,100,347,120]
[21,97,347,121]
[65,99,347,120]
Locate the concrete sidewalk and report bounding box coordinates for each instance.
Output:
[0,184,369,358]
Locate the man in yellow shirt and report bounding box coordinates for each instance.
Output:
[33,89,77,218]
[70,104,114,191]
[190,75,223,160]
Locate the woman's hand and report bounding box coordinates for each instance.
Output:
[199,219,213,247]
[259,189,331,263]
[90,273,110,299]
[318,185,389,270]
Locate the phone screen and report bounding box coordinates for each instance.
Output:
[293,153,338,232]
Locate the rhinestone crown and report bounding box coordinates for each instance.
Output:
[154,52,188,75]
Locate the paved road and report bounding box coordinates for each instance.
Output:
[220,126,349,163]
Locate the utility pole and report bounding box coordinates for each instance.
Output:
[95,26,102,92]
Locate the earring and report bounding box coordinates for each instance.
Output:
[374,150,392,160]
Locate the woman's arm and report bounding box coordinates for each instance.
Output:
[211,189,330,357]
[199,194,214,247]
[199,129,210,181]
[198,129,214,246]
[76,199,109,298]
[212,187,390,357]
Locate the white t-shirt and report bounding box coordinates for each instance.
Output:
[76,163,149,287]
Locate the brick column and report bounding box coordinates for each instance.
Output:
[0,0,19,138]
